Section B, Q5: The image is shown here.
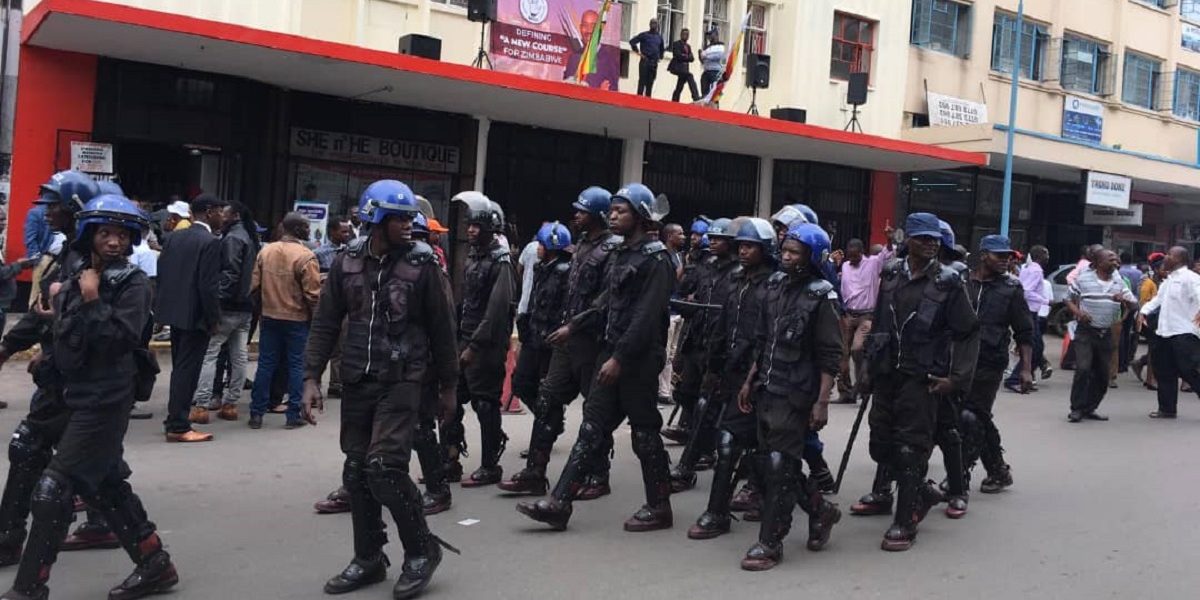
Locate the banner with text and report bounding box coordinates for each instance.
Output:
[490,0,622,90]
[926,92,988,127]
[289,127,461,174]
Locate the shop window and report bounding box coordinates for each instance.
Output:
[991,12,1048,80]
[747,2,769,55]
[1185,0,1200,22]
[910,0,971,57]
[1122,52,1163,109]
[657,0,686,45]
[703,0,730,46]
[831,12,875,81]
[1175,68,1200,120]
[1060,35,1114,96]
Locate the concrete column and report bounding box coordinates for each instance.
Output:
[621,137,645,183]
[473,115,490,191]
[756,156,774,217]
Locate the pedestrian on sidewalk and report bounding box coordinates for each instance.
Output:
[1140,247,1200,419]
[1064,249,1138,423]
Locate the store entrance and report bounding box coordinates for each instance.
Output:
[115,142,237,209]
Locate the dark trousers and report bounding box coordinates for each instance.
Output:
[700,70,720,97]
[962,367,1006,475]
[164,328,210,433]
[49,400,133,496]
[637,58,658,96]
[868,372,939,458]
[1069,326,1113,414]
[341,378,420,468]
[671,349,704,428]
[250,317,309,420]
[671,72,698,102]
[511,343,553,403]
[1006,312,1043,386]
[1151,334,1200,414]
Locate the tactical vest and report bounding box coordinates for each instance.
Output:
[681,254,738,353]
[339,239,436,383]
[603,239,668,348]
[563,231,617,326]
[869,259,959,378]
[723,264,767,377]
[527,257,571,349]
[969,274,1023,371]
[758,273,832,397]
[459,243,511,339]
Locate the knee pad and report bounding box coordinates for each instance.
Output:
[716,430,739,458]
[365,463,418,508]
[958,407,980,431]
[440,420,465,446]
[936,426,962,449]
[342,454,369,490]
[8,421,50,469]
[630,428,664,459]
[30,471,73,522]
[868,441,894,466]
[413,423,438,449]
[896,445,925,470]
[470,397,499,415]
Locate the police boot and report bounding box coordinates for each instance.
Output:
[413,425,452,515]
[436,412,466,484]
[325,458,390,595]
[980,464,1013,494]
[314,486,352,515]
[368,466,458,600]
[84,477,178,600]
[688,431,741,540]
[625,429,673,532]
[497,422,554,496]
[62,514,120,551]
[462,399,505,488]
[881,449,924,552]
[518,421,605,530]
[851,464,893,516]
[740,453,798,571]
[938,427,968,519]
[106,533,179,600]
[798,477,841,552]
[576,433,614,501]
[6,472,76,599]
[805,452,836,495]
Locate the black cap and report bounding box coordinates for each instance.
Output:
[191,193,228,214]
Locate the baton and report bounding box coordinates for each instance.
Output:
[833,393,870,495]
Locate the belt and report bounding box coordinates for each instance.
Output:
[845,309,874,317]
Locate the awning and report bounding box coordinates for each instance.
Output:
[24,0,988,174]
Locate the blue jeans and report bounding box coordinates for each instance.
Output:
[251,317,308,419]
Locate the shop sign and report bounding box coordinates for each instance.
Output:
[290,128,460,173]
[294,201,330,245]
[1085,171,1131,209]
[70,141,114,174]
[489,0,623,90]
[926,92,988,127]
[1185,23,1200,53]
[1062,95,1103,145]
[1084,203,1143,226]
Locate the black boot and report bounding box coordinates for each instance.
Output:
[851,464,893,515]
[938,426,968,519]
[7,472,73,600]
[518,421,604,530]
[980,464,1013,494]
[324,555,389,595]
[413,422,453,514]
[624,429,672,532]
[0,422,53,568]
[83,474,178,600]
[881,448,924,552]
[688,430,741,540]
[497,435,551,496]
[461,398,506,488]
[325,457,390,595]
[368,467,457,600]
[740,452,798,571]
[106,533,179,600]
[797,475,841,552]
[805,452,836,495]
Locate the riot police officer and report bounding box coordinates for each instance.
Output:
[660,216,714,443]
[687,217,775,540]
[517,183,675,531]
[2,194,176,600]
[961,235,1032,496]
[736,221,843,571]
[668,217,740,491]
[497,188,617,499]
[862,212,979,552]
[443,193,517,487]
[304,180,459,599]
[0,171,102,566]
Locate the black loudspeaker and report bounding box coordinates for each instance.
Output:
[847,72,869,105]
[746,53,771,89]
[399,34,442,60]
[467,0,497,22]
[770,107,807,124]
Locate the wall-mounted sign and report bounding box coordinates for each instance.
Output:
[289,127,460,173]
[1084,203,1143,226]
[70,141,114,174]
[294,201,330,245]
[1062,95,1104,145]
[1085,171,1131,209]
[490,0,623,90]
[926,92,988,127]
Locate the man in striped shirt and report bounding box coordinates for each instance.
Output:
[1065,249,1138,423]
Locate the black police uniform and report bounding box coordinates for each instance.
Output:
[743,270,843,561]
[689,261,773,536]
[962,271,1032,485]
[443,239,517,483]
[510,253,571,411]
[7,257,174,599]
[305,238,459,594]
[669,247,714,430]
[504,229,619,494]
[865,256,979,546]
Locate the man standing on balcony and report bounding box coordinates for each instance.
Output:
[630,18,665,97]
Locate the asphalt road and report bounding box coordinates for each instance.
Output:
[0,343,1196,599]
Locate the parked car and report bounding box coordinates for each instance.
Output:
[1046,263,1075,336]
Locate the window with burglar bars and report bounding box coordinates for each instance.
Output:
[1176,68,1200,120]
[747,2,768,55]
[911,0,971,57]
[657,0,686,45]
[991,12,1048,80]
[619,0,635,40]
[1061,35,1115,96]
[1185,0,1200,22]
[1122,52,1163,109]
[704,0,730,46]
[831,12,875,80]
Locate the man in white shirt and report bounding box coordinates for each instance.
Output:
[1138,246,1200,418]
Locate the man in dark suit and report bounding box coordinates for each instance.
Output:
[157,193,227,442]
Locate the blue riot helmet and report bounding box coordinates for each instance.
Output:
[573,186,613,220]
[72,194,150,256]
[784,221,832,270]
[37,170,100,214]
[97,181,125,197]
[412,213,430,239]
[612,183,669,222]
[536,221,572,251]
[358,180,420,226]
[690,216,712,236]
[794,204,819,226]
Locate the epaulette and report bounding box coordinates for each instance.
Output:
[101,262,141,289]
[406,241,436,266]
[935,264,964,290]
[998,273,1021,287]
[642,240,667,256]
[806,278,836,299]
[345,237,368,258]
[491,245,512,262]
[882,257,905,278]
[768,271,787,285]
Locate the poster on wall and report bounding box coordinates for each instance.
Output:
[70,141,114,174]
[1185,23,1200,53]
[489,0,623,90]
[1062,95,1104,145]
[294,201,330,244]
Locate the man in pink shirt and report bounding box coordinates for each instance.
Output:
[835,227,894,403]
